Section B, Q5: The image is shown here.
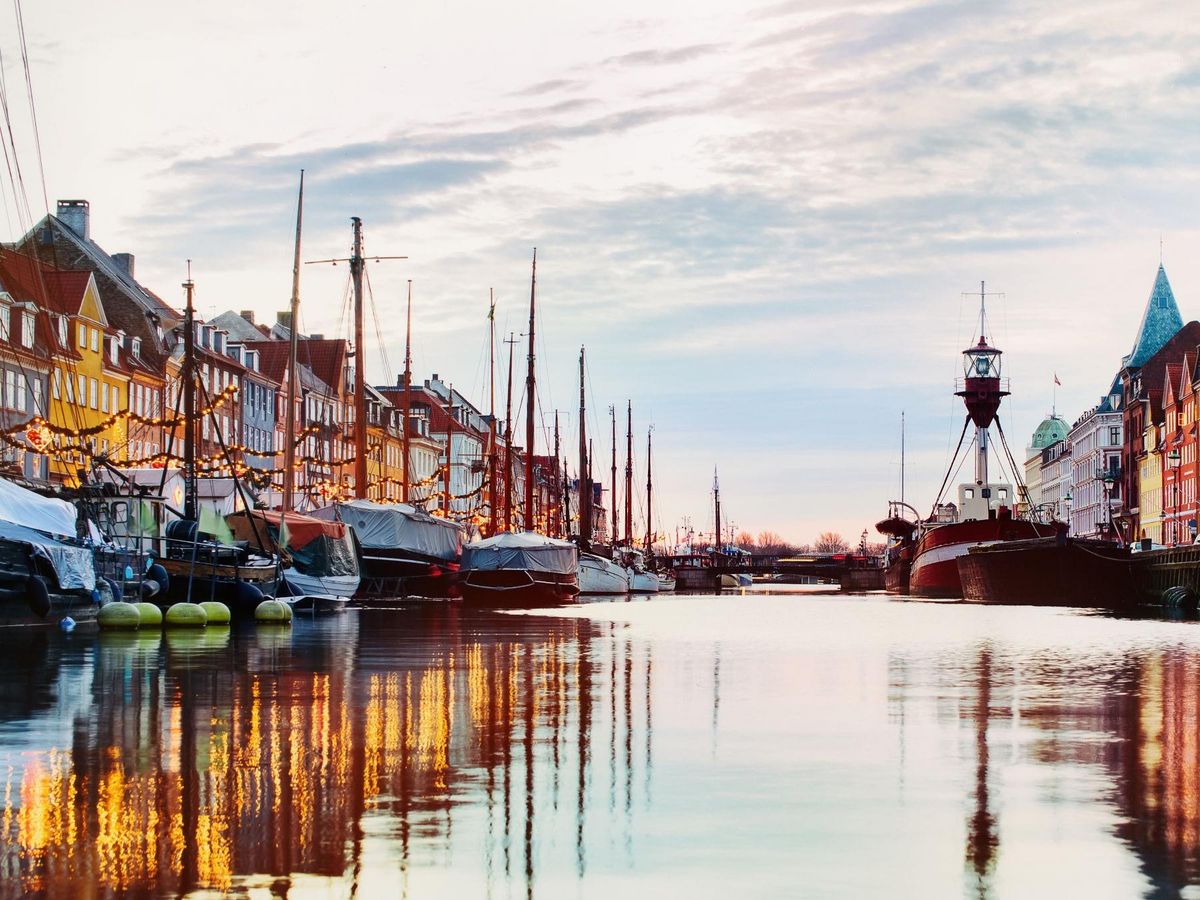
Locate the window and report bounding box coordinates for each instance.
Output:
[109,338,118,365]
[78,322,86,348]
[20,312,34,349]
[131,337,141,359]
[0,306,9,341]
[51,370,60,400]
[3,371,12,409]
[31,379,40,412]
[100,381,108,412]
[89,378,98,410]
[57,316,67,347]
[89,328,98,353]
[112,385,119,412]
[77,374,85,406]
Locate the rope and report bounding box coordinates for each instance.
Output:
[931,414,972,514]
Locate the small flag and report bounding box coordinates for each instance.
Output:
[277,515,290,551]
[487,301,495,321]
[198,505,235,547]
[1054,374,1061,386]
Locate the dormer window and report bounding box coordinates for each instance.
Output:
[57,316,67,347]
[20,311,34,349]
[0,305,10,342]
[213,331,225,354]
[109,337,119,365]
[131,337,141,359]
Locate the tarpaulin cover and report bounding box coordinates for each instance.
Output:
[0,520,95,590]
[461,531,578,575]
[0,476,78,538]
[311,500,463,562]
[227,510,358,577]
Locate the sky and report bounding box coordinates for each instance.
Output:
[1,0,1199,546]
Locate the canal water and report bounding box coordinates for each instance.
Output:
[1,588,1199,898]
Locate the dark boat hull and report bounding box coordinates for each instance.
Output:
[157,556,279,618]
[957,537,1138,608]
[456,569,579,607]
[910,518,1058,598]
[355,552,459,600]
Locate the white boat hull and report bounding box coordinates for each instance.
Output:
[629,570,659,593]
[656,574,676,591]
[283,568,361,599]
[578,555,631,594]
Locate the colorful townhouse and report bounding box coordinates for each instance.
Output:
[0,252,57,482]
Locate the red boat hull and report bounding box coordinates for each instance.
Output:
[909,517,1057,598]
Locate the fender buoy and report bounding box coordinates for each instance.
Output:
[146,564,170,594]
[255,599,293,623]
[98,601,141,629]
[200,601,232,625]
[134,602,163,626]
[164,602,207,628]
[25,575,50,618]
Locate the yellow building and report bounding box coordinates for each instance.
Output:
[1139,418,1164,544]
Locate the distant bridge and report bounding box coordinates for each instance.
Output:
[670,553,885,590]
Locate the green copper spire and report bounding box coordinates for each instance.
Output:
[1124,264,1183,369]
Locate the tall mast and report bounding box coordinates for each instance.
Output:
[283,171,303,512]
[182,267,197,521]
[713,468,721,554]
[957,280,1007,493]
[624,400,633,546]
[349,217,368,499]
[578,347,590,549]
[900,411,905,508]
[552,411,561,538]
[444,387,454,519]
[504,332,516,531]
[610,406,617,545]
[487,289,497,534]
[524,249,537,532]
[402,280,413,503]
[645,427,653,553]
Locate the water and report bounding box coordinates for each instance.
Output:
[1,588,1200,898]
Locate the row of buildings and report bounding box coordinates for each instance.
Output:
[0,199,607,537]
[1021,263,1200,546]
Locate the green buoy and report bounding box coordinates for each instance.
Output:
[134,602,163,626]
[164,602,208,627]
[97,601,141,629]
[254,598,293,623]
[199,601,232,625]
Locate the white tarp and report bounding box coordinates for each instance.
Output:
[0,476,78,538]
[461,531,578,575]
[0,521,96,590]
[311,500,463,562]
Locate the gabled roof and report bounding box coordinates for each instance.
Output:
[297,339,347,394]
[211,310,270,344]
[1096,372,1123,414]
[1124,264,1184,370]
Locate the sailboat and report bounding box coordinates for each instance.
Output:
[894,284,1059,598]
[458,250,580,606]
[645,427,676,591]
[306,217,465,599]
[156,272,280,614]
[575,350,631,595]
[612,401,658,593]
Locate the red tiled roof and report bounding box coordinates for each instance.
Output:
[296,339,346,393]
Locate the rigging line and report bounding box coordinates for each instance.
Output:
[13,0,48,217]
[931,414,972,514]
[362,264,393,383]
[0,45,32,230]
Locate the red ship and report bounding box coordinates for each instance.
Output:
[883,284,1059,598]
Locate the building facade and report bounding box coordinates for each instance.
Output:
[1067,376,1123,539]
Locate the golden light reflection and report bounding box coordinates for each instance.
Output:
[0,611,615,897]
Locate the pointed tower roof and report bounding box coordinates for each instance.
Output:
[1124,264,1183,369]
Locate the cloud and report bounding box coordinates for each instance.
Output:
[602,42,725,68]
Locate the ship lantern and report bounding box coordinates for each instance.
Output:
[957,335,1008,428]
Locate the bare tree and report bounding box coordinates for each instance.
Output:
[814,532,850,553]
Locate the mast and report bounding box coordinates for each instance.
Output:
[503,332,516,531]
[552,411,561,538]
[610,406,617,546]
[578,347,590,549]
[713,468,721,555]
[444,387,454,519]
[487,289,497,535]
[524,249,536,532]
[624,400,633,546]
[956,281,1007,493]
[900,411,905,508]
[350,217,368,499]
[182,268,197,521]
[402,280,413,504]
[645,427,653,553]
[283,171,303,512]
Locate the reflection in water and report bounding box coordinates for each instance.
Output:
[7,597,1200,896]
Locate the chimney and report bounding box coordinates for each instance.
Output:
[111,253,135,278]
[240,309,255,325]
[56,200,90,240]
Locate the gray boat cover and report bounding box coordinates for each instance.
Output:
[461,532,578,575]
[0,476,78,538]
[0,519,95,590]
[310,500,463,562]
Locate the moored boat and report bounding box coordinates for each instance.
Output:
[893,283,1059,598]
[578,552,630,594]
[957,536,1137,607]
[458,531,580,606]
[227,509,360,599]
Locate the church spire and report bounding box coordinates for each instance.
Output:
[1123,263,1183,370]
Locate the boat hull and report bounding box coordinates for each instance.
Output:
[656,574,676,591]
[909,518,1056,599]
[282,568,360,599]
[457,570,580,607]
[629,570,659,593]
[157,556,279,617]
[356,552,458,599]
[578,556,630,594]
[957,537,1137,608]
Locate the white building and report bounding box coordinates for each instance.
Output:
[1067,376,1123,539]
[1039,440,1072,522]
[1023,414,1069,516]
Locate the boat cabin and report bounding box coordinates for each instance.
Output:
[957,482,1014,521]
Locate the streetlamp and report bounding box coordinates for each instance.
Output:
[1064,491,1072,535]
[1168,447,1181,547]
